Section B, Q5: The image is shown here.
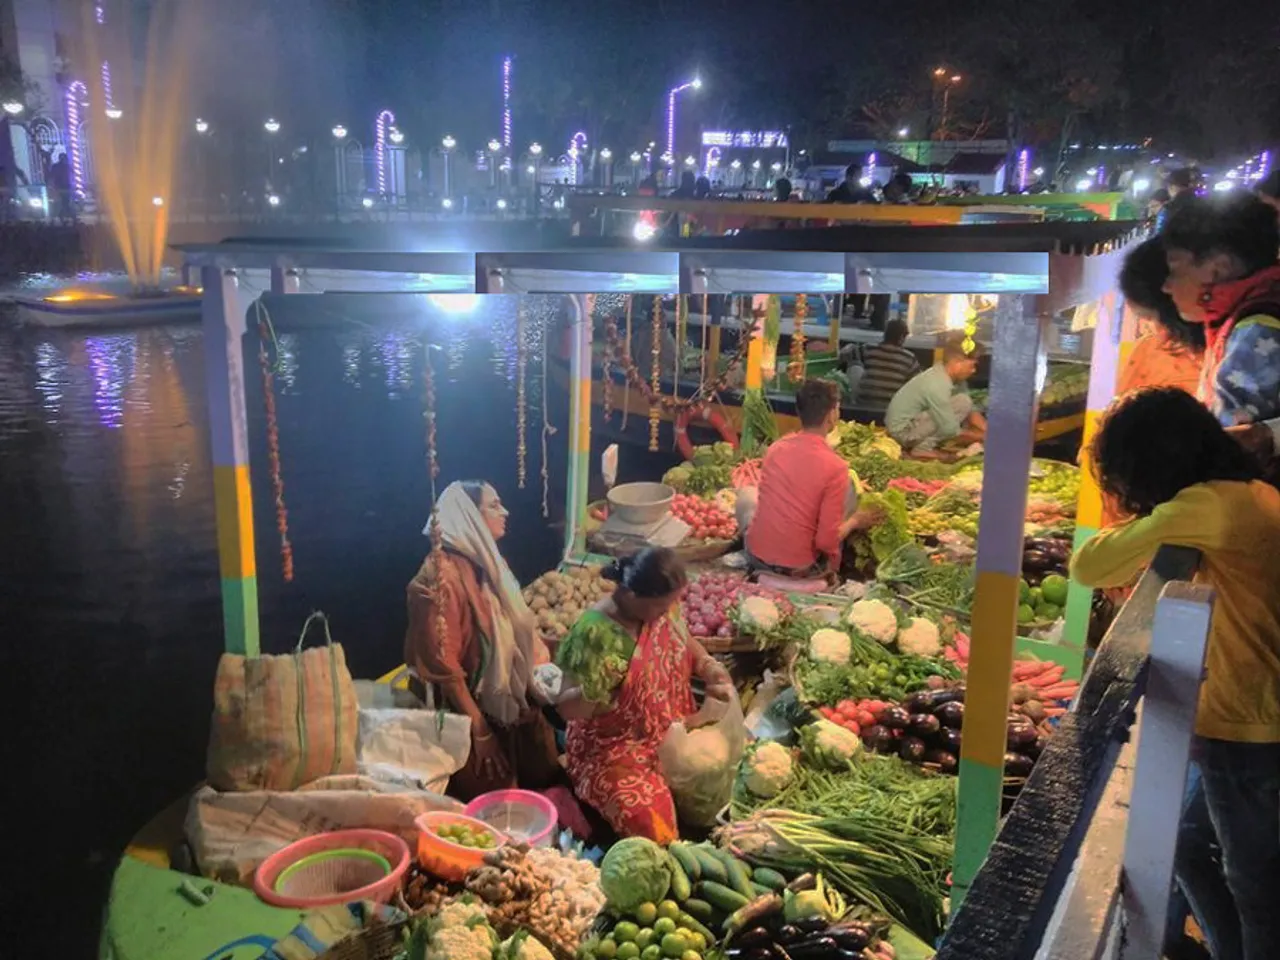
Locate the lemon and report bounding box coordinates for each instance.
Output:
[635,929,655,950]
[657,900,681,921]
[595,939,618,960]
[634,903,658,926]
[681,952,702,960]
[613,922,640,944]
[653,917,676,937]
[641,948,662,960]
[660,933,688,959]
[687,932,706,952]
[616,943,640,960]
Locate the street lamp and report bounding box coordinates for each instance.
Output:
[442,135,456,198]
[331,124,347,140]
[264,118,280,134]
[897,127,909,138]
[195,117,210,135]
[600,147,613,187]
[487,139,502,187]
[389,127,405,145]
[931,70,962,140]
[666,75,701,171]
[1,101,23,116]
[105,106,122,120]
[684,155,697,167]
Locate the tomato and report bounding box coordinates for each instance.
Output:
[845,720,861,736]
[819,706,835,719]
[856,710,877,728]
[836,699,858,717]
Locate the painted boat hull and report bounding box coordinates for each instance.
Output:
[12,292,203,329]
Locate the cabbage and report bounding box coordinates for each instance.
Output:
[599,837,671,910]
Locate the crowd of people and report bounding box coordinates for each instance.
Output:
[1071,177,1280,960]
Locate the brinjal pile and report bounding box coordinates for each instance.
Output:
[1021,534,1072,585]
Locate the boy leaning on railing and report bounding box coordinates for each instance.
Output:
[1070,386,1280,960]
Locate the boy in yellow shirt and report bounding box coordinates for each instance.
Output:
[1072,387,1280,960]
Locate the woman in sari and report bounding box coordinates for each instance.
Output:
[405,480,559,800]
[553,547,734,843]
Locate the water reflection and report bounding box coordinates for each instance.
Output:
[84,334,138,429]
[34,341,66,420]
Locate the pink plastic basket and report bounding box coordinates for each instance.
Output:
[253,829,410,908]
[464,789,558,848]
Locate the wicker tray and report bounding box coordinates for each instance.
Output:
[674,537,735,563]
[317,918,411,960]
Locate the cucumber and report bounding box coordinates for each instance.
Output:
[667,852,692,901]
[668,842,702,882]
[713,849,755,899]
[751,867,788,891]
[691,847,728,885]
[681,898,714,922]
[698,880,750,913]
[751,882,773,896]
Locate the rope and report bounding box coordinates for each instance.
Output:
[700,292,710,387]
[516,301,528,488]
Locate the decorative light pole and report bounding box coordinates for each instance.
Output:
[630,151,642,184]
[442,135,456,199]
[375,110,397,197]
[529,142,543,209]
[502,55,513,150]
[332,124,348,208]
[264,118,280,183]
[487,138,502,188]
[665,76,701,175]
[600,147,613,187]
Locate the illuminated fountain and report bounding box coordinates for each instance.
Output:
[15,3,202,328]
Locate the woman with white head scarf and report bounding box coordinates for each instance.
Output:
[405,480,558,800]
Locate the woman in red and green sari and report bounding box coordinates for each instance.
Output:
[553,548,734,843]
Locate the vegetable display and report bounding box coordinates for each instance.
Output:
[671,493,738,541]
[524,567,614,643]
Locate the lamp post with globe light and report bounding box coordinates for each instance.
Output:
[1,101,24,207]
[331,124,349,209]
[488,138,501,188]
[264,118,281,186]
[599,148,613,187]
[441,135,456,199]
[630,151,642,185]
[529,142,543,210]
[665,75,701,177]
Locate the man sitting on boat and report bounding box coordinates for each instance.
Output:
[742,380,881,581]
[846,319,921,409]
[885,333,987,456]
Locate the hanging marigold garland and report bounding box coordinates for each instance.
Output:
[601,298,614,423]
[620,295,633,429]
[256,301,293,583]
[516,301,528,488]
[422,341,447,641]
[601,310,750,411]
[674,295,687,402]
[649,295,662,451]
[789,294,809,381]
[540,316,555,518]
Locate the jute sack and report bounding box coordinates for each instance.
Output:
[207,611,360,792]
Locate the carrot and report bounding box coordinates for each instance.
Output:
[1038,683,1080,700]
[1012,660,1051,681]
[1028,664,1067,687]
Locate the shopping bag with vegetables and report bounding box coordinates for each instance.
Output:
[658,693,747,826]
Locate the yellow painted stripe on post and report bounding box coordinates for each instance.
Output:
[213,464,256,579]
[745,337,763,390]
[1076,409,1104,529]
[1117,339,1135,374]
[576,379,592,452]
[963,569,1021,768]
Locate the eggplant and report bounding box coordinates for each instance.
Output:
[787,937,839,959]
[904,691,934,715]
[936,700,966,729]
[879,705,910,730]
[938,726,963,753]
[924,748,959,774]
[900,735,928,762]
[790,917,829,935]
[733,927,774,950]
[1007,716,1039,750]
[862,724,895,754]
[1004,752,1035,777]
[776,925,804,944]
[729,949,778,960]
[829,926,873,951]
[908,712,942,738]
[1029,734,1049,759]
[1022,550,1056,572]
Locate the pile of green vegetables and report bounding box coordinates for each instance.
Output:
[877,543,976,617]
[741,391,780,457]
[849,488,912,572]
[795,622,961,706]
[663,442,742,496]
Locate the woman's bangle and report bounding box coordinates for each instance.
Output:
[474,730,494,742]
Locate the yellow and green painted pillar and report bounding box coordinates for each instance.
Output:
[201,266,259,656]
[952,294,1050,908]
[565,294,595,560]
[1063,291,1123,648]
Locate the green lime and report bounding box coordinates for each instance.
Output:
[616,943,640,960]
[634,903,658,926]
[653,918,676,937]
[635,929,655,950]
[657,900,681,921]
[641,947,662,960]
[595,939,618,960]
[681,952,701,960]
[686,932,706,952]
[660,933,688,959]
[614,922,640,944]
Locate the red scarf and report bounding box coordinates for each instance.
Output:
[1193,263,1280,405]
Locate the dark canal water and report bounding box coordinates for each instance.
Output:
[0,295,602,954]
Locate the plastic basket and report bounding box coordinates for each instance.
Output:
[414,811,507,882]
[254,829,410,909]
[464,790,558,848]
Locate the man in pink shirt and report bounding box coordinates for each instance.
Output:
[744,380,879,578]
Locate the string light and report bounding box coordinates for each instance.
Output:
[790,294,808,379]
[502,56,513,150]
[65,81,88,200]
[375,109,395,196]
[620,296,633,430]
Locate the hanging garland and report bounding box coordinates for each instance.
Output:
[962,298,979,355]
[601,309,751,411]
[761,294,781,381]
[540,317,555,518]
[601,296,615,422]
[789,294,809,381]
[699,292,710,388]
[421,341,447,642]
[620,296,633,429]
[649,295,662,451]
[674,295,687,402]
[255,302,294,583]
[516,301,528,488]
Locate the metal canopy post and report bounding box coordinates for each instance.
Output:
[201,266,260,656]
[953,293,1049,907]
[564,293,594,560]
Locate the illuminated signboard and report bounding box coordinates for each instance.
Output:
[700,130,789,149]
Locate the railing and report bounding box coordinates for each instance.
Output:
[939,545,1211,959]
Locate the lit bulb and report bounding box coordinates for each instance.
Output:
[331,124,347,139]
[105,106,123,120]
[152,196,164,206]
[361,196,374,209]
[442,135,456,150]
[496,198,508,210]
[630,152,642,163]
[488,139,501,153]
[634,221,657,242]
[600,148,612,160]
[772,162,783,172]
[526,165,535,174]
[752,160,761,169]
[267,194,281,207]
[730,160,741,169]
[442,197,454,209]
[684,156,696,166]
[529,142,542,156]
[195,118,209,134]
[388,128,404,145]
[264,118,280,134]
[1,100,23,116]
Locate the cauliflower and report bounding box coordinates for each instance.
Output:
[808,627,852,665]
[898,617,941,657]
[740,595,781,630]
[743,741,794,798]
[415,899,496,960]
[498,932,555,960]
[846,598,898,644]
[801,719,863,769]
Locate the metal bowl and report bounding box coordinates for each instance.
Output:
[606,482,675,526]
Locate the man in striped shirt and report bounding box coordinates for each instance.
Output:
[853,320,920,408]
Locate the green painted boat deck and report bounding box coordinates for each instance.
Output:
[100,857,304,960]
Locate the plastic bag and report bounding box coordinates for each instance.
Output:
[356,707,472,794]
[658,694,747,827]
